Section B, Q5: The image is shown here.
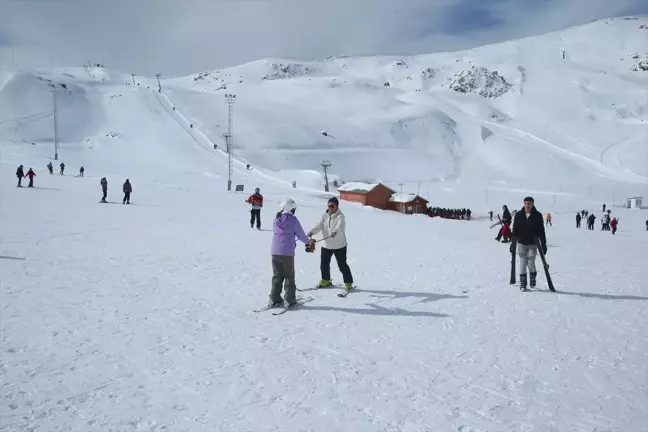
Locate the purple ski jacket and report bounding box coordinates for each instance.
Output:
[271,211,309,256]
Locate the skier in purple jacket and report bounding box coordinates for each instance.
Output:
[269,198,309,308]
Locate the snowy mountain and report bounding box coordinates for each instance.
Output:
[1,16,648,432]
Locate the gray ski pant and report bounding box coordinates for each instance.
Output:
[518,243,538,274]
[270,255,297,304]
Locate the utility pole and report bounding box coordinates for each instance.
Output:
[398,183,404,198]
[224,94,236,191]
[320,160,332,192]
[156,73,162,92]
[50,84,60,160]
[131,73,136,85]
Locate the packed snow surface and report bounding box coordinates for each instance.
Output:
[1,16,648,432]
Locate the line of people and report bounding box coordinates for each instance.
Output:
[427,207,472,220]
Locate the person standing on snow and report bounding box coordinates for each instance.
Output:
[59,162,65,175]
[122,179,132,204]
[587,213,596,230]
[79,166,85,177]
[602,204,606,212]
[100,177,108,202]
[47,162,53,175]
[511,196,547,291]
[24,168,36,188]
[495,205,512,241]
[610,218,618,235]
[16,165,24,187]
[308,197,354,291]
[545,213,552,227]
[576,212,582,228]
[268,198,310,308]
[246,188,264,230]
[489,210,493,221]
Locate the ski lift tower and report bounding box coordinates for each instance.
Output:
[320,160,332,192]
[49,84,60,160]
[224,94,236,191]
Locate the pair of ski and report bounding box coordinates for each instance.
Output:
[297,284,357,298]
[509,237,555,291]
[253,297,314,315]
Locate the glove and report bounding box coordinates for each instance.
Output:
[542,244,548,255]
[330,231,337,238]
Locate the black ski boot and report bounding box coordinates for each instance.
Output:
[530,272,537,288]
[519,273,528,292]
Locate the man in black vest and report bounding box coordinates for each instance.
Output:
[511,196,547,291]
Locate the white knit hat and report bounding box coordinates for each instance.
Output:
[281,198,297,212]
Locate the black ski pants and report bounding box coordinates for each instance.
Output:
[320,246,353,284]
[28,177,34,187]
[250,209,261,229]
[17,176,22,187]
[102,188,107,201]
[123,192,131,204]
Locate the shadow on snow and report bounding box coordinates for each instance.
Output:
[533,289,648,300]
[302,303,450,318]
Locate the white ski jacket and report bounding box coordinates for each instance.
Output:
[309,210,347,250]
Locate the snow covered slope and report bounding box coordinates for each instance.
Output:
[161,15,648,205]
[1,16,648,432]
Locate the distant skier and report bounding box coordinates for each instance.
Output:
[645,218,648,231]
[545,213,552,227]
[489,210,493,221]
[16,165,24,187]
[268,198,310,308]
[495,205,512,241]
[47,162,53,175]
[610,218,618,235]
[587,213,596,230]
[466,209,472,220]
[122,179,132,204]
[602,203,606,212]
[59,162,65,175]
[24,168,36,188]
[576,212,582,228]
[100,177,108,202]
[308,197,354,292]
[511,196,547,291]
[246,188,264,230]
[79,166,85,177]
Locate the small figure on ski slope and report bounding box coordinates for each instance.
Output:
[246,188,263,230]
[79,166,85,177]
[308,197,354,291]
[495,205,512,242]
[602,203,606,212]
[489,210,493,221]
[545,213,552,226]
[268,198,310,308]
[576,212,582,228]
[59,162,65,175]
[122,179,132,204]
[47,162,53,175]
[100,177,108,203]
[587,213,596,230]
[16,165,24,187]
[511,196,547,291]
[24,168,36,188]
[645,218,648,231]
[610,217,618,235]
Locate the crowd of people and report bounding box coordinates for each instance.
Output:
[426,207,472,220]
[15,163,133,204]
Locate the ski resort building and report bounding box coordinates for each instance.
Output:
[338,182,395,210]
[388,194,429,215]
[625,196,643,209]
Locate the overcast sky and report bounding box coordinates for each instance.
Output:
[0,0,646,77]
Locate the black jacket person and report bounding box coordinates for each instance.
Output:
[511,196,547,290]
